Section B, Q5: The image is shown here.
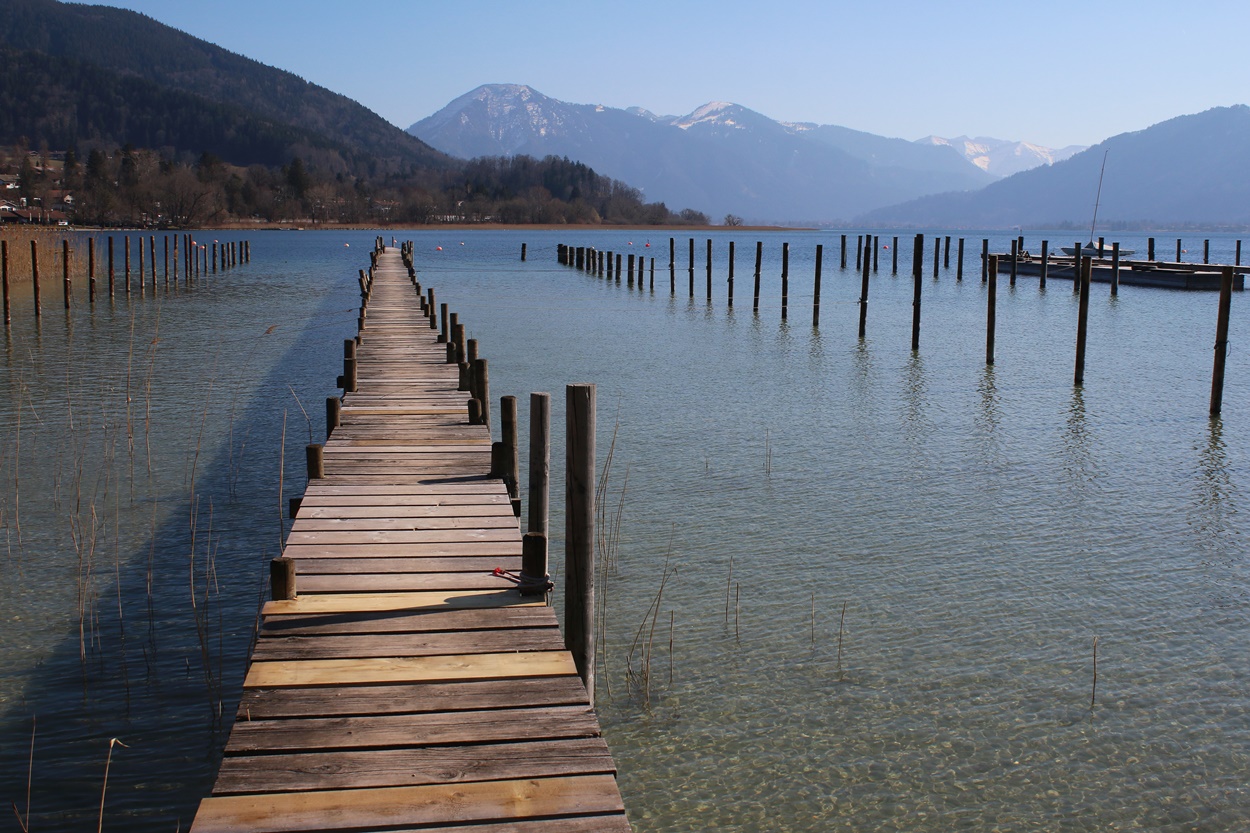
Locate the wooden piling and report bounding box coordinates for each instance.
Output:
[856,235,863,270]
[1148,237,1155,261]
[325,396,340,438]
[858,237,871,338]
[1,240,8,325]
[124,235,131,294]
[1111,242,1120,296]
[149,235,156,289]
[173,234,178,281]
[1237,241,1242,266]
[30,240,40,317]
[1040,240,1049,289]
[521,242,527,261]
[108,236,115,296]
[753,241,762,313]
[892,236,899,275]
[911,234,924,350]
[706,239,713,301]
[986,255,998,365]
[956,237,965,281]
[139,235,145,295]
[499,395,520,514]
[343,339,358,392]
[473,358,490,428]
[1211,267,1235,415]
[841,234,848,269]
[1074,243,1083,294]
[728,241,735,307]
[981,238,989,282]
[527,392,551,539]
[1010,239,1018,286]
[270,557,296,601]
[781,242,789,321]
[872,236,879,273]
[812,244,823,327]
[163,236,169,287]
[1075,257,1091,386]
[1177,238,1183,262]
[306,443,325,479]
[1204,239,1210,264]
[565,383,596,705]
[933,236,939,279]
[62,239,70,309]
[627,253,635,287]
[438,303,449,343]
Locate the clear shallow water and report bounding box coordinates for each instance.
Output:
[0,228,1246,831]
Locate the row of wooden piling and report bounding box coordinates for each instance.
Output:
[0,233,252,325]
[555,234,1237,416]
[318,238,600,695]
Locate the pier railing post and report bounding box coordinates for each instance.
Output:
[858,237,871,338]
[520,392,551,596]
[494,395,520,516]
[986,255,998,365]
[343,339,357,392]
[911,233,924,350]
[306,443,325,480]
[565,383,596,704]
[812,244,823,327]
[326,396,341,439]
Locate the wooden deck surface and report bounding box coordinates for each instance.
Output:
[190,248,629,832]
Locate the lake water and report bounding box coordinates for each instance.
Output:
[0,228,1247,831]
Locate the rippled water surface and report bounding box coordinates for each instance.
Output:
[1,229,1247,831]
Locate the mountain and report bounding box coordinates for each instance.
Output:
[0,0,452,176]
[859,106,1250,228]
[916,135,1085,178]
[410,84,997,224]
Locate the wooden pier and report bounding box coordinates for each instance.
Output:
[190,247,628,832]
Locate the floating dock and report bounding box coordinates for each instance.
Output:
[993,254,1246,291]
[189,246,629,832]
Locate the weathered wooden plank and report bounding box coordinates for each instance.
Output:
[190,774,626,833]
[259,606,555,637]
[261,590,538,616]
[281,541,523,558]
[243,650,576,688]
[292,572,522,593]
[238,676,589,720]
[298,504,514,518]
[290,515,518,531]
[251,628,566,661]
[213,737,617,794]
[225,705,601,753]
[289,556,521,574]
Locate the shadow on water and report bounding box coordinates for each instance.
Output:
[0,275,355,831]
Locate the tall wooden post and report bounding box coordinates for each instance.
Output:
[1111,242,1120,296]
[163,236,169,286]
[841,234,848,269]
[872,236,879,273]
[812,244,823,327]
[1211,267,1235,415]
[124,235,131,294]
[473,358,490,428]
[753,241,762,313]
[30,240,41,317]
[986,255,998,365]
[981,238,989,282]
[62,239,71,309]
[781,242,789,321]
[1,240,8,325]
[149,235,155,289]
[1040,240,1049,289]
[342,339,358,393]
[1074,243,1083,294]
[911,234,924,350]
[1177,238,1183,262]
[706,239,713,301]
[892,236,899,275]
[858,237,871,338]
[521,392,551,595]
[1010,238,1018,286]
[326,396,341,438]
[88,237,96,303]
[108,236,115,297]
[856,235,863,270]
[943,235,951,269]
[565,383,596,703]
[933,236,940,279]
[1075,257,1092,385]
[1203,239,1210,264]
[688,238,695,297]
[499,395,520,514]
[1148,237,1155,261]
[728,241,735,307]
[956,237,964,280]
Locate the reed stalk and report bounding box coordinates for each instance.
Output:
[96,737,128,833]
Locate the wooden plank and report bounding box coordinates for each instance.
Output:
[190,774,626,833]
[250,628,566,661]
[290,515,519,531]
[237,677,589,720]
[281,541,523,558]
[259,606,555,637]
[243,651,576,687]
[292,573,524,593]
[224,705,601,753]
[288,556,521,574]
[213,737,617,794]
[261,590,539,616]
[285,528,518,545]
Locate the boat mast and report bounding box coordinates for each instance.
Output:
[1088,150,1108,246]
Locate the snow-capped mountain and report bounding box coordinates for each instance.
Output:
[409,85,995,223]
[917,135,1086,178]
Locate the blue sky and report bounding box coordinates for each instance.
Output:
[88,0,1248,148]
